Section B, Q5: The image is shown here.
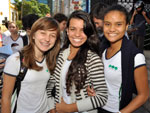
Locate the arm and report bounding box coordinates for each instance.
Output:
[142,11,150,24]
[46,75,56,111]
[130,10,137,25]
[1,52,20,113]
[56,98,78,113]
[120,66,149,113]
[1,74,16,113]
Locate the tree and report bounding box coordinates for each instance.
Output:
[14,0,50,19]
[14,0,22,19]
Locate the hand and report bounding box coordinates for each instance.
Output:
[0,58,5,68]
[49,109,56,113]
[133,10,137,16]
[86,85,96,96]
[142,11,146,16]
[56,97,69,113]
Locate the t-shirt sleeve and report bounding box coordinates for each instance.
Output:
[3,52,20,77]
[134,53,146,69]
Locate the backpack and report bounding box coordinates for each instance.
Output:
[11,51,28,113]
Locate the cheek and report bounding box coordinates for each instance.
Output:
[51,38,57,44]
[103,27,107,34]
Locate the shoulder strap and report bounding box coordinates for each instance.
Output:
[17,51,28,81]
[12,51,28,113]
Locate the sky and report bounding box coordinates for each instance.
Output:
[11,0,15,3]
[11,0,22,3]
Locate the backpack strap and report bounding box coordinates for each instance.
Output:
[12,51,28,113]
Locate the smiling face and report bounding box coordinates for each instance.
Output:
[8,22,18,34]
[103,10,128,45]
[33,29,57,54]
[67,18,87,49]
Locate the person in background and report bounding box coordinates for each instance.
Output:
[87,4,149,113]
[21,14,39,46]
[90,2,108,41]
[47,10,108,113]
[89,2,110,53]
[1,17,61,113]
[53,13,68,48]
[2,21,24,53]
[130,0,150,52]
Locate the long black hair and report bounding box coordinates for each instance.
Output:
[63,10,101,94]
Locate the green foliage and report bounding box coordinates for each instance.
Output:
[14,0,50,19]
[16,20,22,30]
[38,3,50,17]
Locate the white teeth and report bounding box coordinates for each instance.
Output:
[41,43,49,46]
[73,38,81,42]
[109,34,117,37]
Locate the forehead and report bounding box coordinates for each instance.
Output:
[93,17,103,23]
[69,18,84,27]
[104,11,126,21]
[61,20,67,24]
[8,23,16,27]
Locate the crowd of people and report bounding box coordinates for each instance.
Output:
[0,1,149,113]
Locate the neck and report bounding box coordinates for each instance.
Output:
[68,45,79,60]
[107,39,122,59]
[11,33,19,40]
[35,49,44,62]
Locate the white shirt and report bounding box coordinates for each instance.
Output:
[2,30,11,37]
[2,36,23,53]
[61,59,72,104]
[102,49,146,112]
[4,52,50,113]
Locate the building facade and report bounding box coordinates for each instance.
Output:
[49,0,90,16]
[0,0,18,31]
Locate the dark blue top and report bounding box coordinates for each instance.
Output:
[133,12,149,36]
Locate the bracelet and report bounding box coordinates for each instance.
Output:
[118,111,121,113]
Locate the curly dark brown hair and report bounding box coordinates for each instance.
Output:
[62,10,102,94]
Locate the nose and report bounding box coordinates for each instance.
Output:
[75,30,81,37]
[109,25,115,32]
[45,35,50,42]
